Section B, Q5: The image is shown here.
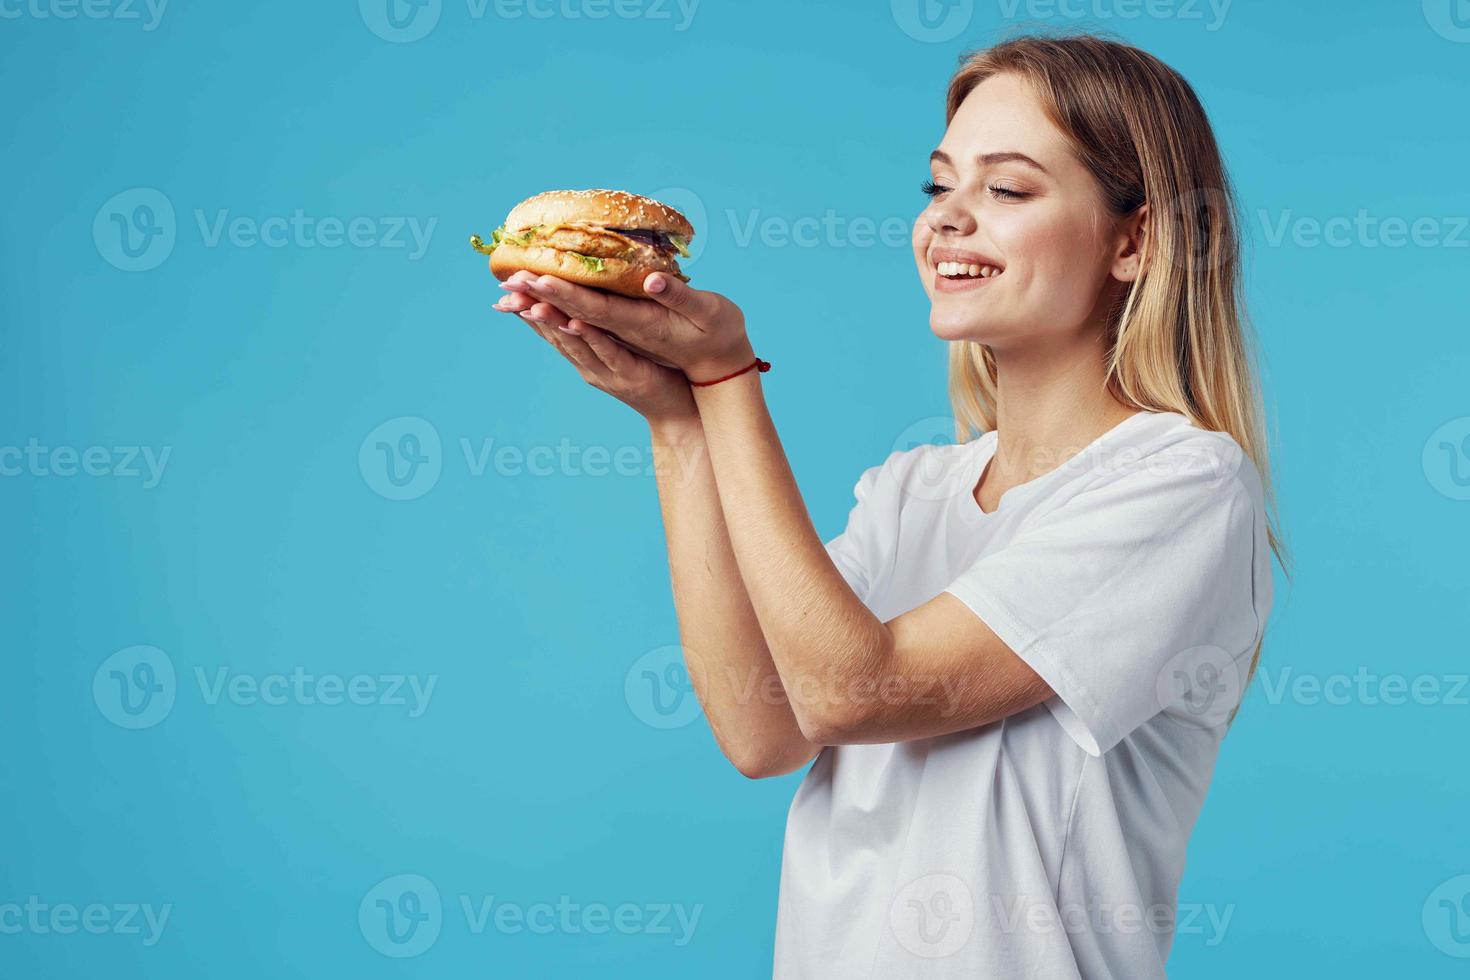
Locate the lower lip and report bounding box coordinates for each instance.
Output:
[933,270,1000,293]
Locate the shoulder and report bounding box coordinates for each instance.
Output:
[1090,410,1264,506]
[844,435,985,506]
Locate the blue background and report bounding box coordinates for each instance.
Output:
[3,0,1468,975]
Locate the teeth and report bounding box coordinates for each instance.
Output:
[937,261,1000,279]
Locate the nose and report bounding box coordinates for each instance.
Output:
[924,197,976,237]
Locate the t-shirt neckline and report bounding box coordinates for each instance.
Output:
[961,410,1156,521]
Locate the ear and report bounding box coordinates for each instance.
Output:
[1110,204,1149,283]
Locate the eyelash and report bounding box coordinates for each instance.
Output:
[921,180,1030,201]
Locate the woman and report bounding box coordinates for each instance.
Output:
[491,33,1287,980]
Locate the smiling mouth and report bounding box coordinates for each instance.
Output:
[932,259,1003,292]
[936,261,1002,281]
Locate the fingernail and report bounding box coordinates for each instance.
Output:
[646,275,666,294]
[500,281,530,293]
[557,323,579,335]
[518,311,543,324]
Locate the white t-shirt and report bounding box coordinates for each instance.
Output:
[771,409,1273,979]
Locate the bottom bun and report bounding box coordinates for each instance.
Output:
[490,243,674,299]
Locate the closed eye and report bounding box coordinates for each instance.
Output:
[989,183,1031,201]
[924,180,1031,201]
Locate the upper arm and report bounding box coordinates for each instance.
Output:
[807,452,1263,753]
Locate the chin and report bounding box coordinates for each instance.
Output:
[929,309,1003,345]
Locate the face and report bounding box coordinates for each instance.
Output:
[913,72,1142,348]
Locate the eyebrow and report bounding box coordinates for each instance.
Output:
[930,149,1050,175]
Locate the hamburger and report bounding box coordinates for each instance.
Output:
[472,189,693,299]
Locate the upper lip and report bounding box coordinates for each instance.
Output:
[929,246,1004,271]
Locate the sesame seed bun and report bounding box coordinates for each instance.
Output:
[480,189,695,299]
[505,189,693,238]
[490,243,684,300]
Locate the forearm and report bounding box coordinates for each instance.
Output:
[497,270,891,736]
[648,415,821,777]
[689,375,891,728]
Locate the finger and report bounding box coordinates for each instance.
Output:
[548,322,604,374]
[521,275,672,340]
[541,322,611,387]
[574,321,641,373]
[493,291,535,314]
[524,317,587,369]
[641,273,716,323]
[496,269,541,295]
[532,315,595,371]
[518,301,570,328]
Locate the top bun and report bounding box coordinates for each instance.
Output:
[504,189,694,238]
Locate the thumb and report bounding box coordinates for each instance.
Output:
[642,272,709,318]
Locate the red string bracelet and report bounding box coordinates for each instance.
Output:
[688,357,772,387]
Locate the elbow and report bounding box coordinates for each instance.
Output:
[733,755,785,780]
[794,702,858,748]
[789,635,890,746]
[730,738,823,780]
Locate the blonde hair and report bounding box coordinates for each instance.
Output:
[944,33,1290,693]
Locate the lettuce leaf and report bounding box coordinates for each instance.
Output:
[491,225,540,248]
[668,235,691,258]
[568,252,606,273]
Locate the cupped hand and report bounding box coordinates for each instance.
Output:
[492,279,697,424]
[496,268,755,382]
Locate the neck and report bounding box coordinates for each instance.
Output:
[986,325,1137,482]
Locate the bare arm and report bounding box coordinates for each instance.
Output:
[494,274,819,778]
[648,416,822,778]
[690,375,1052,744]
[502,272,1055,745]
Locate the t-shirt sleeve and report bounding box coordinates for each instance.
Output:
[942,453,1263,756]
[824,457,892,608]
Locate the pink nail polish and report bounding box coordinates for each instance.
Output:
[500,281,530,293]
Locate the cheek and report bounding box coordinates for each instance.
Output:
[911,217,935,294]
[1003,211,1107,299]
